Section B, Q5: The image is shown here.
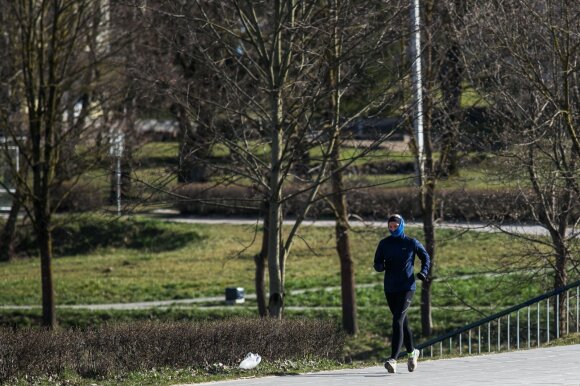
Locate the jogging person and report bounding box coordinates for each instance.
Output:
[373,214,431,373]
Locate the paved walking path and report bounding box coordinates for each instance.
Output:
[153,211,560,237]
[176,344,580,386]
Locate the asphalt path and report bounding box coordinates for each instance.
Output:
[153,210,562,237]
[175,344,580,386]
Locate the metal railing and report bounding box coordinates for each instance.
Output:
[415,279,580,358]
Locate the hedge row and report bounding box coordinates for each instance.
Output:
[38,180,576,224]
[173,183,543,222]
[0,318,343,382]
[42,159,418,213]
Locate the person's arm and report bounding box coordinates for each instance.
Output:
[373,241,385,272]
[414,239,431,281]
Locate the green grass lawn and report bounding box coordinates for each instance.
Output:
[0,214,547,311]
[0,213,563,336]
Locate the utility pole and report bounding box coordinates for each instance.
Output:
[110,130,124,216]
[410,0,424,185]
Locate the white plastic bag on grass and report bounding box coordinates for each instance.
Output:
[239,352,261,370]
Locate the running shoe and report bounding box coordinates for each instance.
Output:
[384,358,397,373]
[407,349,420,372]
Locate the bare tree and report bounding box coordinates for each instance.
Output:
[140,0,408,321]
[144,0,334,318]
[322,0,410,334]
[1,0,123,327]
[405,0,471,336]
[462,0,579,331]
[404,0,505,337]
[436,0,466,177]
[326,0,358,335]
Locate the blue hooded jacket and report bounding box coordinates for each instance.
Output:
[373,217,431,292]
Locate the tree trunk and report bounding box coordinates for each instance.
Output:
[173,103,209,183]
[34,140,56,328]
[528,143,572,336]
[254,240,268,317]
[420,181,436,337]
[437,0,465,177]
[267,198,283,318]
[37,216,56,328]
[552,230,568,336]
[331,165,357,335]
[327,0,357,333]
[266,0,291,318]
[267,88,284,318]
[254,202,269,317]
[0,191,20,262]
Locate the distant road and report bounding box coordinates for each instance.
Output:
[151,210,560,237]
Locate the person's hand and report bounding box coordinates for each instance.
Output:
[373,262,385,272]
[417,272,428,282]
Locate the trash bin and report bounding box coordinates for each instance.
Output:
[225,287,245,305]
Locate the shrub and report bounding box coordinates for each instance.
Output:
[0,318,344,382]
[348,160,416,175]
[345,187,535,221]
[173,183,541,222]
[53,181,107,213]
[173,183,262,216]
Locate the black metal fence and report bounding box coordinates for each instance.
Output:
[416,280,580,358]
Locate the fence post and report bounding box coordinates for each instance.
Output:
[547,297,550,344]
[507,314,511,351]
[537,302,541,347]
[488,322,491,353]
[478,325,481,354]
[497,318,501,352]
[469,329,472,355]
[517,310,520,350]
[527,306,531,349]
[557,294,560,339]
[567,290,569,335]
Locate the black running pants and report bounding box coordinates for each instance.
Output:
[385,290,415,360]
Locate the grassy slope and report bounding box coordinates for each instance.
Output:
[0,216,530,306]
